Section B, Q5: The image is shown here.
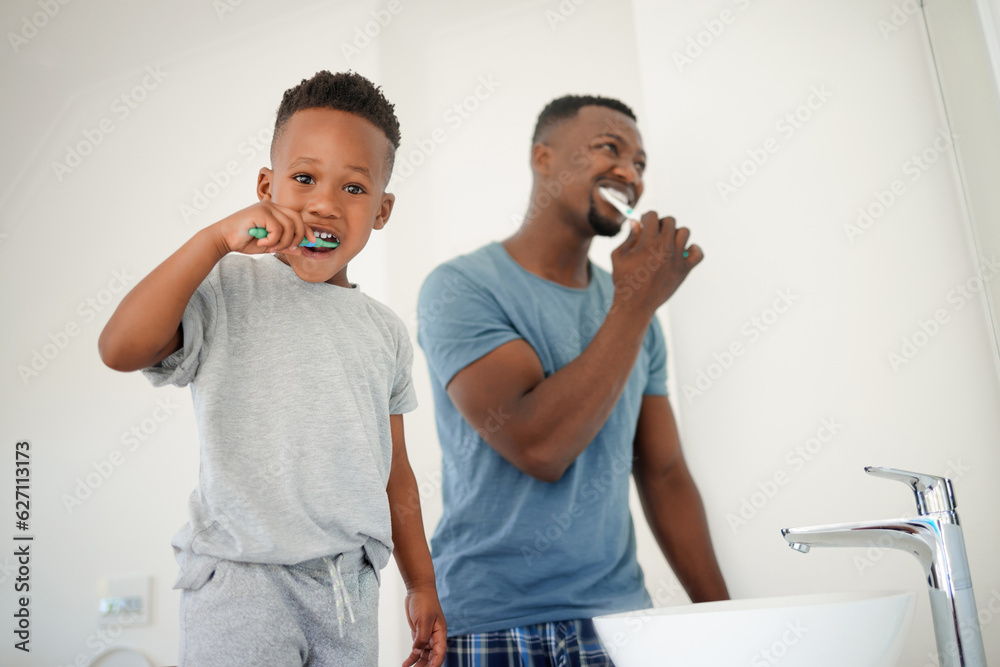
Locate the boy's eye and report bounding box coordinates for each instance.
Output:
[635,162,646,174]
[293,174,314,185]
[344,184,365,195]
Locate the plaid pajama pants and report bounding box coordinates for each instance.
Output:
[444,619,613,666]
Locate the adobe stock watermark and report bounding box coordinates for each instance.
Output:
[877,0,920,40]
[854,458,970,576]
[339,0,412,63]
[7,0,71,54]
[682,288,799,404]
[520,449,632,566]
[544,0,588,31]
[727,417,845,533]
[18,269,137,385]
[750,619,808,667]
[413,270,472,334]
[600,576,686,659]
[843,128,955,243]
[178,125,272,224]
[51,65,168,182]
[212,0,244,20]
[886,255,999,371]
[917,591,995,667]
[672,0,756,72]
[391,75,501,186]
[506,111,645,229]
[716,85,833,202]
[61,397,183,513]
[55,608,142,667]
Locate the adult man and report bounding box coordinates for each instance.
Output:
[417,95,729,665]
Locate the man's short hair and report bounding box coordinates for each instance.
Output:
[272,70,401,181]
[531,95,637,144]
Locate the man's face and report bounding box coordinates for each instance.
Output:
[257,107,394,286]
[537,105,646,237]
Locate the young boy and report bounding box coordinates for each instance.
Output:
[99,71,445,666]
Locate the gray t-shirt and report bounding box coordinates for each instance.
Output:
[143,254,417,584]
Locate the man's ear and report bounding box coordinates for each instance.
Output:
[257,168,273,201]
[373,192,395,230]
[530,142,553,177]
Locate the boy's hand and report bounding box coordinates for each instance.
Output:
[214,200,317,256]
[402,585,447,667]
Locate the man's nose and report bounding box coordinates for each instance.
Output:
[610,160,643,195]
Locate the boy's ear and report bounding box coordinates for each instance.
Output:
[373,192,395,230]
[257,168,273,201]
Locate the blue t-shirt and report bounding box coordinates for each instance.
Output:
[417,241,667,636]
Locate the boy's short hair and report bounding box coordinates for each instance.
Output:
[531,95,637,144]
[272,70,401,184]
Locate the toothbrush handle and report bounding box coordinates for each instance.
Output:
[247,228,324,247]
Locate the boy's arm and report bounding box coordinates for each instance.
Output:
[98,201,313,372]
[387,414,446,667]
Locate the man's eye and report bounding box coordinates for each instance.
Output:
[294,174,314,185]
[598,143,619,155]
[345,184,365,195]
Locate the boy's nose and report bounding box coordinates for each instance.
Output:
[307,186,343,218]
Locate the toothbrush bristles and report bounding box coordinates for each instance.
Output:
[599,187,628,205]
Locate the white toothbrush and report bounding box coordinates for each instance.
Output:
[598,186,689,258]
[597,186,638,222]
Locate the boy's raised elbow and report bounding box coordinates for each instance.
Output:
[97,334,129,372]
[97,329,140,372]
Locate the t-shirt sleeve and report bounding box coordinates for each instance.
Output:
[417,263,522,388]
[644,315,668,396]
[140,269,219,388]
[389,319,419,415]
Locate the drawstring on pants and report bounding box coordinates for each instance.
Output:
[323,553,356,638]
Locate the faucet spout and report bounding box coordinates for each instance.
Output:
[782,518,939,580]
[781,466,986,667]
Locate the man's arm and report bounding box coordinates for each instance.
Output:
[632,394,729,603]
[446,213,701,483]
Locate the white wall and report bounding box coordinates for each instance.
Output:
[1,1,998,666]
[631,1,1000,665]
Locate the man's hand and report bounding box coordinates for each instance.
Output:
[610,211,703,318]
[402,585,447,667]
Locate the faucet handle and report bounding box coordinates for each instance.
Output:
[864,466,956,515]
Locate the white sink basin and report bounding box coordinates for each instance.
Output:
[593,590,916,667]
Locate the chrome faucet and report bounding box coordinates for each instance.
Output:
[781,466,987,667]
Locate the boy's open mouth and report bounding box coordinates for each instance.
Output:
[303,228,340,255]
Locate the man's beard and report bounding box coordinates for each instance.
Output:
[588,204,623,237]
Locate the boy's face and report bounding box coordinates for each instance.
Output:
[257,107,394,287]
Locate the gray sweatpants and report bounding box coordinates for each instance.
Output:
[178,551,378,666]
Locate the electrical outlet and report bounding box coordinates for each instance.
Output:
[96,575,151,626]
